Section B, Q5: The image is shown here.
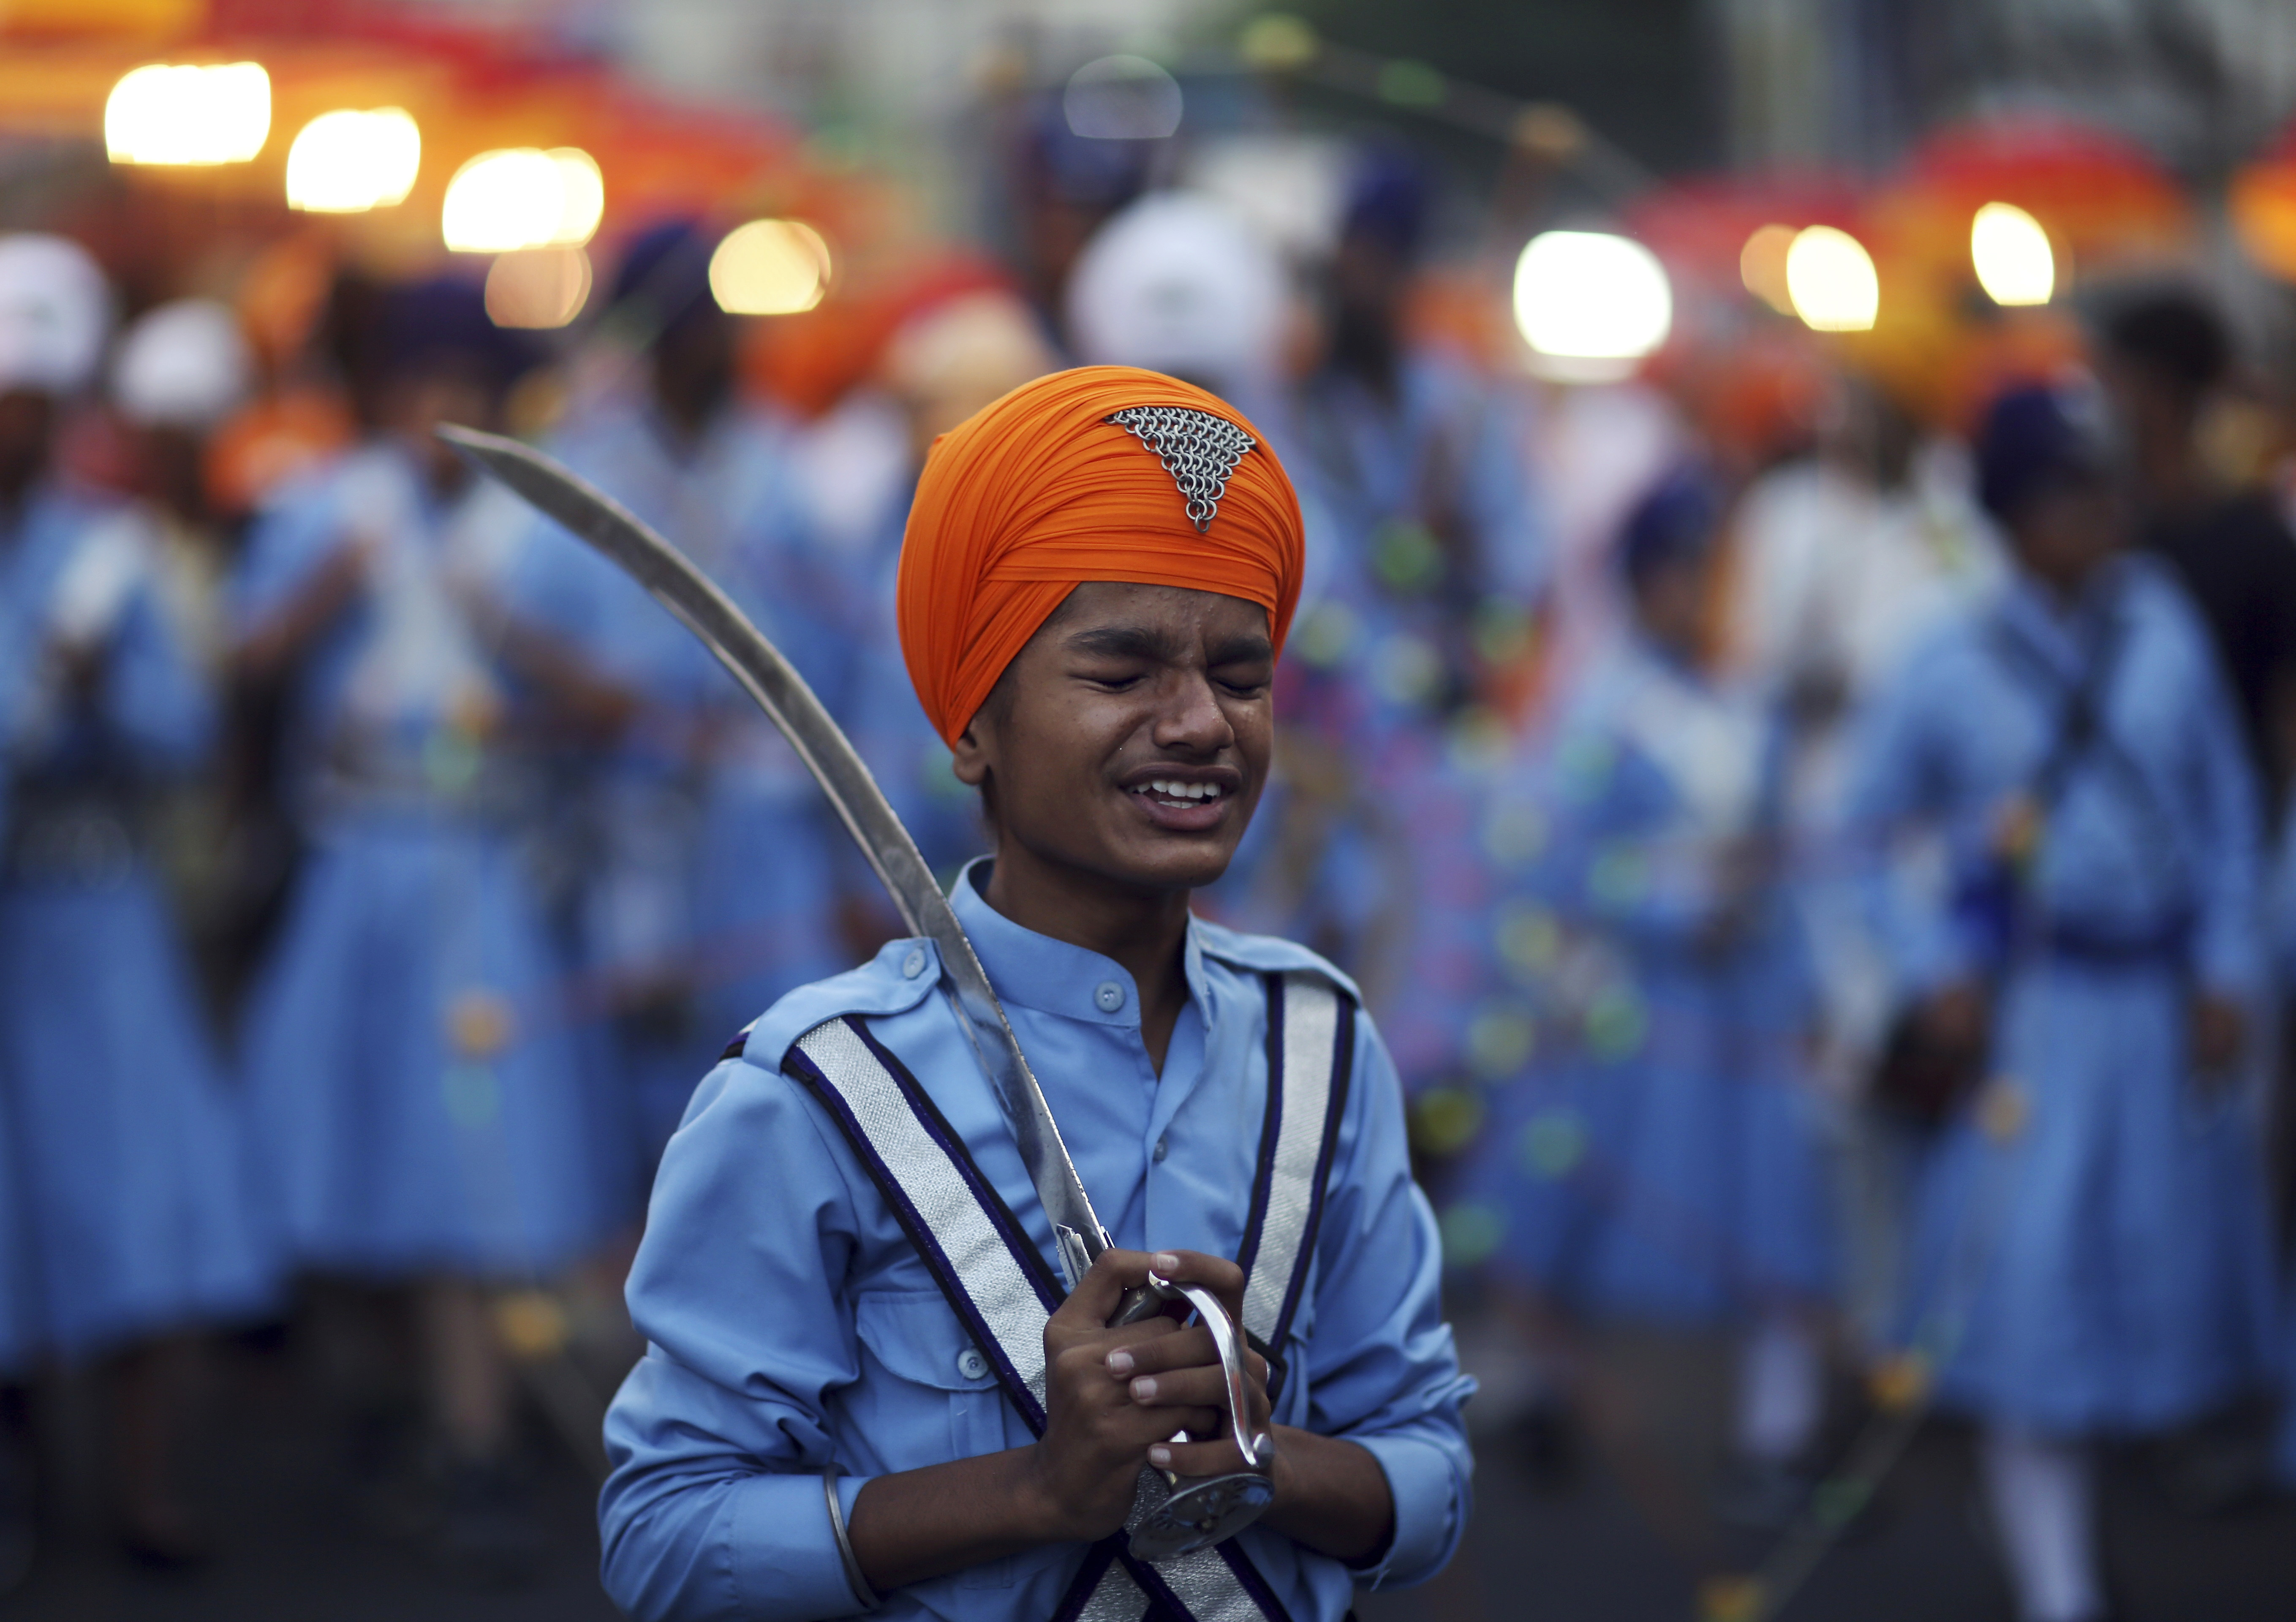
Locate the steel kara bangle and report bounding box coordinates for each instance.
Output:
[822,1464,882,1611]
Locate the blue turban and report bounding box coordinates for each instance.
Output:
[1342,146,1430,258]
[608,218,720,337]
[1975,383,2112,522]
[379,275,532,389]
[1618,465,1722,589]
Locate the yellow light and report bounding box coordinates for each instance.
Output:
[1511,230,1672,380]
[441,147,604,253]
[1971,201,2054,306]
[485,248,592,329]
[105,62,271,166]
[708,220,832,315]
[1739,223,1797,315]
[547,149,605,247]
[285,108,420,213]
[1785,225,1879,332]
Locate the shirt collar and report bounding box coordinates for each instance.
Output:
[949,857,1211,1031]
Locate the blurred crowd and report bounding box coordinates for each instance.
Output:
[7,76,2296,1622]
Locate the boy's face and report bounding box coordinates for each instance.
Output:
[953,581,1274,897]
[1631,552,1712,666]
[2009,472,2125,597]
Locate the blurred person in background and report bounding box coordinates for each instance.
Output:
[498,220,846,1203]
[1264,146,1547,1064]
[1288,147,1546,738]
[230,275,606,1581]
[2099,290,2296,817]
[1458,469,1834,1527]
[788,280,1056,901]
[0,235,276,1578]
[1721,378,2003,1351]
[1843,383,2277,1622]
[107,298,258,1014]
[998,87,1161,348]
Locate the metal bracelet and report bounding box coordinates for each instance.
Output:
[822,1464,882,1612]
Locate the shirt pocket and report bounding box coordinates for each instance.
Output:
[851,1290,1020,1590]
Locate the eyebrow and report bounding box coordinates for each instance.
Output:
[1064,624,1274,666]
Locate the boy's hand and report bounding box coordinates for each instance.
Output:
[1023,1248,1262,1541]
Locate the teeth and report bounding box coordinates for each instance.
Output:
[1135,779,1224,801]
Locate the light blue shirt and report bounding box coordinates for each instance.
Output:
[1844,555,2261,1000]
[599,865,1474,1622]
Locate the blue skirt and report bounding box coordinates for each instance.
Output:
[0,872,277,1361]
[1468,963,1834,1323]
[1906,958,2278,1434]
[241,813,609,1280]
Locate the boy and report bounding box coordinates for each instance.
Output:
[598,367,1473,1621]
[1845,384,2275,1622]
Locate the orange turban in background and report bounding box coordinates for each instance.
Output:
[897,365,1304,745]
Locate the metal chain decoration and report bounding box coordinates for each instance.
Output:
[1103,406,1257,532]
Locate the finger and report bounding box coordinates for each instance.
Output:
[1051,1247,1155,1327]
[1148,1249,1247,1323]
[1103,1325,1216,1378]
[1148,1433,1270,1478]
[1124,1364,1237,1411]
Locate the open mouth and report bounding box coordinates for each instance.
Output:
[1131,777,1228,810]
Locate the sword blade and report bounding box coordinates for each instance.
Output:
[438,424,1111,1284]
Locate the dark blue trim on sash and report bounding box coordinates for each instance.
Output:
[846,1017,1067,1314]
[1268,982,1355,1391]
[1231,974,1289,1292]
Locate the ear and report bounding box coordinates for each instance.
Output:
[949,705,994,789]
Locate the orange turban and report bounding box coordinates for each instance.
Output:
[897,365,1304,745]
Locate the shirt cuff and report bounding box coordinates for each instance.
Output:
[1345,1432,1461,1590]
[726,1467,879,1619]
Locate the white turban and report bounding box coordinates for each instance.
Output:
[112,298,254,428]
[1064,191,1287,401]
[0,234,111,398]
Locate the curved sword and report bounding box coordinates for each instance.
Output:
[438,424,1110,1287]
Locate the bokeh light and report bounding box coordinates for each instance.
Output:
[1785,224,1879,332]
[1739,222,1798,314]
[284,109,420,213]
[708,219,832,315]
[1437,1201,1504,1268]
[485,248,593,329]
[1522,1108,1589,1179]
[1063,55,1183,140]
[441,147,604,253]
[1512,230,1673,378]
[1970,201,2055,306]
[1466,1004,1538,1079]
[105,62,271,166]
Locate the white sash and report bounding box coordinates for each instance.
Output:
[784,969,1355,1622]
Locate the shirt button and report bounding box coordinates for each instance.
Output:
[1152,1135,1169,1163]
[957,1347,989,1381]
[1094,981,1125,1013]
[901,948,926,979]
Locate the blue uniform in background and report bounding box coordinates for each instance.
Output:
[1219,354,1544,1088]
[2268,803,2296,1486]
[234,444,606,1282]
[0,488,274,1358]
[1456,636,1831,1319]
[783,427,980,883]
[598,864,1474,1622]
[501,398,848,1174]
[1844,555,2277,1433]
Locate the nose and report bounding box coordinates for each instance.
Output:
[1150,666,1235,757]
